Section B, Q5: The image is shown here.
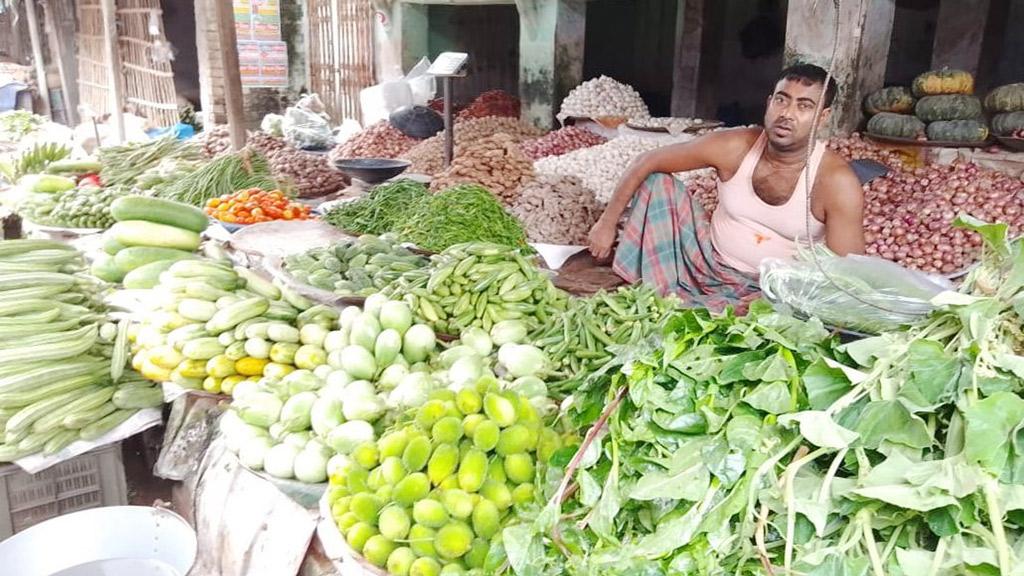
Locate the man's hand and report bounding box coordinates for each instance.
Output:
[588,217,617,260]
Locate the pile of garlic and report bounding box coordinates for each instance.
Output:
[534,136,671,203]
[556,76,651,123]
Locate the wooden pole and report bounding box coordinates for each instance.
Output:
[41,0,76,125]
[213,0,247,150]
[99,0,125,142]
[23,0,51,118]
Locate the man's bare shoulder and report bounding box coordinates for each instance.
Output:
[689,127,762,171]
[816,149,864,207]
[696,126,762,149]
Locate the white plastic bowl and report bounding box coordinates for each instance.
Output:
[0,506,196,576]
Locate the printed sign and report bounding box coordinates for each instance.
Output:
[234,0,288,87]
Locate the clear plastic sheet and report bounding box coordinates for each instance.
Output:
[759,248,953,334]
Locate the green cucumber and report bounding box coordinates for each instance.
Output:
[111,196,209,232]
[44,159,102,175]
[110,220,201,252]
[22,174,76,194]
[122,259,178,289]
[113,246,195,272]
[90,252,126,283]
[102,233,127,255]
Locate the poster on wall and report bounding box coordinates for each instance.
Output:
[252,0,282,41]
[234,0,288,87]
[238,40,290,88]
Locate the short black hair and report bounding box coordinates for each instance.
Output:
[776,63,838,108]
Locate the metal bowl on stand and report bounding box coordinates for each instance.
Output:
[332,158,411,184]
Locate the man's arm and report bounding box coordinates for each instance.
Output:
[588,129,754,259]
[821,164,865,256]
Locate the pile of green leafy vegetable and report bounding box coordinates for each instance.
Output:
[322,180,429,235]
[0,110,44,140]
[496,215,1024,575]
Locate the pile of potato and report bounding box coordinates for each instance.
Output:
[196,125,232,159]
[247,132,349,198]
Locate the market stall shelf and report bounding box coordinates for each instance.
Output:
[995,136,1024,152]
[865,132,996,148]
[563,115,629,130]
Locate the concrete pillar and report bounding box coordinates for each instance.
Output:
[516,0,585,129]
[400,4,429,75]
[671,0,724,120]
[931,0,990,76]
[195,0,227,125]
[372,0,402,81]
[671,0,701,118]
[784,0,895,133]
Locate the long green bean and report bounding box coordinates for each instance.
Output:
[396,184,529,252]
[155,150,279,206]
[322,180,429,235]
[531,284,675,394]
[98,137,199,187]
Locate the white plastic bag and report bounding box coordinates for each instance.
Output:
[405,57,436,105]
[281,95,333,150]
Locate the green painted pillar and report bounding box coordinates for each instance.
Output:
[400,3,430,75]
[517,0,585,129]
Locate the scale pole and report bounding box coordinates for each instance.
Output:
[443,76,454,168]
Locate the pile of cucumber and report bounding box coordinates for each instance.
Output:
[0,239,163,462]
[90,196,211,287]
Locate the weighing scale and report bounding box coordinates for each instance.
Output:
[427,52,470,168]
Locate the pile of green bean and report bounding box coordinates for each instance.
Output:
[322,180,429,236]
[386,242,566,335]
[98,137,200,187]
[530,284,675,393]
[155,150,279,206]
[396,184,529,252]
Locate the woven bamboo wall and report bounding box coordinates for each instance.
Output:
[308,0,373,121]
[76,0,109,118]
[76,0,178,126]
[117,0,177,125]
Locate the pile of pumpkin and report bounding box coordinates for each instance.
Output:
[863,68,1024,144]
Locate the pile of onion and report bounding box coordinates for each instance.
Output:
[863,162,1024,274]
[828,133,907,170]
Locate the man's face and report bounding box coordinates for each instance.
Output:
[764,78,831,150]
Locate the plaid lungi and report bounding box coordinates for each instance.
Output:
[612,173,761,312]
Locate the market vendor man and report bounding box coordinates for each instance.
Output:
[588,64,864,310]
